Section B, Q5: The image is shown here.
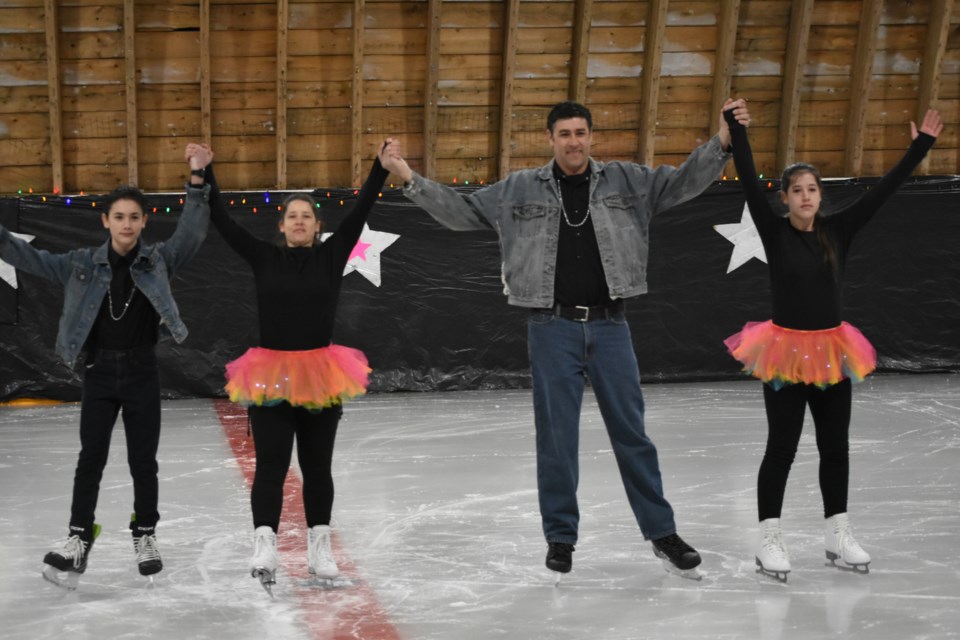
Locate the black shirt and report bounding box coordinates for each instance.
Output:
[725,110,936,329]
[208,161,389,350]
[552,163,612,307]
[85,242,159,351]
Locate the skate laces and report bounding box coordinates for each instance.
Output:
[136,534,161,563]
[547,542,574,560]
[761,529,787,557]
[654,533,691,555]
[62,535,88,569]
[311,531,334,565]
[254,530,277,561]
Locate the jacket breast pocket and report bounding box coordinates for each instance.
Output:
[72,265,92,283]
[604,194,645,231]
[511,203,555,237]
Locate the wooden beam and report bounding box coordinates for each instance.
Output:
[423,0,442,179]
[276,0,288,188]
[776,0,814,171]
[844,0,883,177]
[710,0,740,135]
[917,0,954,175]
[123,0,138,186]
[200,0,212,147]
[568,0,593,103]
[637,0,668,165]
[498,0,520,179]
[351,0,366,186]
[43,0,63,194]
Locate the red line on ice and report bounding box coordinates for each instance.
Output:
[214,399,401,640]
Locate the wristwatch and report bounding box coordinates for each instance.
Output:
[190,168,205,178]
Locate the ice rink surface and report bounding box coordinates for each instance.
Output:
[1,375,958,639]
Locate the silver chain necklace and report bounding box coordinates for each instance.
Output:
[554,179,591,228]
[107,286,137,321]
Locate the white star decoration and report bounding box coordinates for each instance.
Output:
[0,232,35,289]
[714,203,767,273]
[322,223,400,287]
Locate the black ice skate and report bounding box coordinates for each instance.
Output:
[652,533,703,581]
[132,520,163,580]
[42,523,101,590]
[545,542,574,585]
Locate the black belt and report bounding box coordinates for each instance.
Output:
[539,300,624,322]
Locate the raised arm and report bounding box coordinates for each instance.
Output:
[157,143,213,273]
[380,137,497,231]
[723,103,781,238]
[326,143,392,260]
[0,223,73,285]
[833,109,940,238]
[197,148,268,266]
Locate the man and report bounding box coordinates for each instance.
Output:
[0,144,214,589]
[381,99,750,577]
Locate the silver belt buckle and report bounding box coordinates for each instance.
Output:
[574,305,590,322]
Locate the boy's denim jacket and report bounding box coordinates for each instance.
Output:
[0,183,211,367]
[403,136,730,308]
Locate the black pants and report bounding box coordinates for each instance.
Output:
[248,403,341,532]
[70,347,161,531]
[758,379,851,521]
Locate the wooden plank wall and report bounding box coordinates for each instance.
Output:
[0,0,957,194]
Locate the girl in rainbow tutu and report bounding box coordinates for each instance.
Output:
[721,107,943,582]
[199,141,395,593]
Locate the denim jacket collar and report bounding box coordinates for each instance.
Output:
[92,239,158,270]
[536,158,606,183]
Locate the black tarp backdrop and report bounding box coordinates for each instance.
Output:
[1,177,958,402]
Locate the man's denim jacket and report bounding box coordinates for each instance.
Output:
[0,183,211,367]
[403,136,730,308]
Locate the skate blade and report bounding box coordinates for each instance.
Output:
[755,558,789,583]
[252,568,277,598]
[825,555,870,574]
[660,558,703,581]
[42,565,81,591]
[550,570,566,586]
[300,576,355,589]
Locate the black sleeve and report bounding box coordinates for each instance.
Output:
[327,158,390,265]
[206,164,269,267]
[723,109,780,241]
[832,133,936,243]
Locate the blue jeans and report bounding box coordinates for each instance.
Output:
[528,311,676,544]
[70,346,161,531]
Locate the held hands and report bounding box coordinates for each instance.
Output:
[911,109,944,140]
[378,137,414,184]
[719,98,751,149]
[184,143,215,170]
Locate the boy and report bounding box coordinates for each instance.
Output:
[0,144,213,588]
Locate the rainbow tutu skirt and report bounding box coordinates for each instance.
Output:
[225,344,371,410]
[724,320,876,390]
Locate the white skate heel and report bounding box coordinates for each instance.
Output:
[249,526,279,596]
[307,524,340,584]
[755,518,791,583]
[825,513,870,574]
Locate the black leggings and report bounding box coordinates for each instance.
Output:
[758,379,851,521]
[248,403,341,532]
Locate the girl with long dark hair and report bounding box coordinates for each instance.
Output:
[722,107,943,582]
